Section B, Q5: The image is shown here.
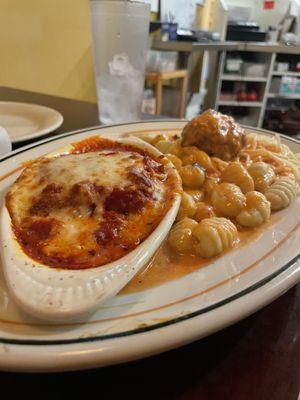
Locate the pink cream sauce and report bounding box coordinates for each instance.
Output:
[122,215,280,294]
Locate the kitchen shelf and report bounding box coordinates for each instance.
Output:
[272,71,300,77]
[222,74,267,82]
[268,93,300,99]
[218,100,263,107]
[214,49,300,130]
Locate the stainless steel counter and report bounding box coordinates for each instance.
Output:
[152,40,300,55]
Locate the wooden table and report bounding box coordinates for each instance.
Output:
[0,87,299,399]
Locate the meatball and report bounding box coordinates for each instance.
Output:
[181,109,246,161]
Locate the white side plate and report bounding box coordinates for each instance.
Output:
[0,101,63,143]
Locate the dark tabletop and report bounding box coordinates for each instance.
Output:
[0,87,299,400]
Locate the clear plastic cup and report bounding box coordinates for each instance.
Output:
[89,0,150,124]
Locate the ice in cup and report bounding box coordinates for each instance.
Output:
[89,0,150,124]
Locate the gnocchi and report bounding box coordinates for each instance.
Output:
[165,154,182,170]
[176,191,197,220]
[155,139,182,157]
[193,217,238,258]
[203,177,219,199]
[211,183,246,217]
[221,161,254,193]
[265,177,298,210]
[180,146,214,171]
[193,202,215,222]
[168,218,198,253]
[185,189,205,202]
[236,191,271,227]
[211,157,229,173]
[180,164,205,189]
[248,162,275,192]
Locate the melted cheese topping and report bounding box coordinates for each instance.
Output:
[6,138,179,269]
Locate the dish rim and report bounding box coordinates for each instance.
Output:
[0,253,299,346]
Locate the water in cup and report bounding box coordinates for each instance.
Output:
[89,1,150,124]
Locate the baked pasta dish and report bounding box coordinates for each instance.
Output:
[6,137,180,269]
[138,109,300,260]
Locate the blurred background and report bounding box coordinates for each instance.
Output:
[1,0,300,136]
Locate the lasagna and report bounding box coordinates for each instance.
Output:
[6,137,180,269]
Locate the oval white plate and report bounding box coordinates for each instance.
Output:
[0,101,63,143]
[0,120,299,373]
